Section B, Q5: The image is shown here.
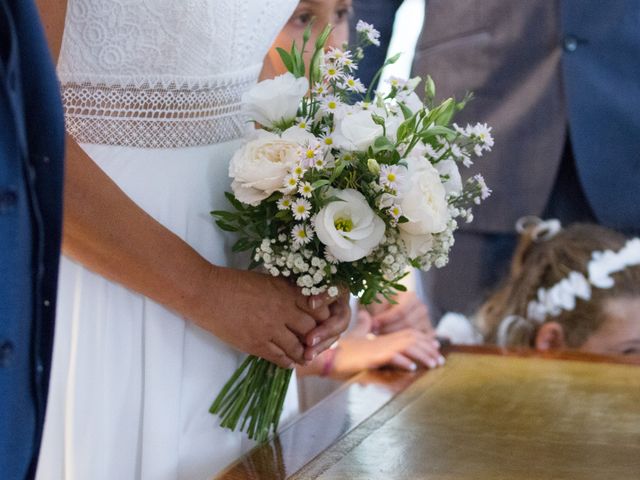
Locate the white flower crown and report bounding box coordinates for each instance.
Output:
[526,237,640,321]
[496,235,640,346]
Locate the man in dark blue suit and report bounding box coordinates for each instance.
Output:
[353,1,640,320]
[0,0,65,478]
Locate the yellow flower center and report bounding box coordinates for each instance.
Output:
[328,101,337,109]
[334,217,353,232]
[297,229,307,238]
[288,178,297,186]
[306,149,315,159]
[296,205,307,214]
[387,173,396,182]
[324,137,333,145]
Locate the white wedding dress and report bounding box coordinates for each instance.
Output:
[36,1,298,479]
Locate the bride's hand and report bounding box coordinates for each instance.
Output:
[303,289,351,361]
[194,266,344,368]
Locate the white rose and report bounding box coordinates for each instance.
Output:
[242,72,308,128]
[333,109,384,151]
[435,159,463,196]
[314,189,385,262]
[229,131,298,205]
[400,230,434,258]
[398,157,450,236]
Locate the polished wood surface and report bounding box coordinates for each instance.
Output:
[216,348,640,480]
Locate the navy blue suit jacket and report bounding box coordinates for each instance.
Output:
[356,0,640,233]
[0,0,65,478]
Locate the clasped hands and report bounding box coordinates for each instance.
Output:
[206,267,351,369]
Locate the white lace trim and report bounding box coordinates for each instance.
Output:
[62,68,260,148]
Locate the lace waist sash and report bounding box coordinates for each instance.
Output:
[61,74,256,149]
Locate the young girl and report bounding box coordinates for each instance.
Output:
[439,218,640,356]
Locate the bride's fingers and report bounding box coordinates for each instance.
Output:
[304,301,350,350]
[285,313,317,338]
[295,294,330,321]
[264,342,298,369]
[270,329,305,366]
[304,335,340,362]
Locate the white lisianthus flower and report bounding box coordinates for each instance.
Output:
[398,156,450,237]
[242,72,307,128]
[314,189,385,262]
[229,131,299,205]
[333,109,384,151]
[435,159,463,196]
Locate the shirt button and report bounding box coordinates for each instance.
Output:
[563,35,579,52]
[0,189,18,213]
[44,299,51,307]
[0,340,15,367]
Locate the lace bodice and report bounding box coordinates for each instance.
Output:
[58,0,297,148]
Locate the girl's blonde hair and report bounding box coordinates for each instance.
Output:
[477,223,640,348]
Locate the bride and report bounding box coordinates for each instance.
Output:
[34,1,350,478]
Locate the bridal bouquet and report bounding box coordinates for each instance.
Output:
[210,22,493,442]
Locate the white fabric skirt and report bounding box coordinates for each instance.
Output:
[36,140,299,480]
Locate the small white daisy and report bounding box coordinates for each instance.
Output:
[388,204,402,220]
[283,173,299,192]
[291,224,314,245]
[291,198,312,220]
[319,95,342,115]
[342,75,366,94]
[277,196,293,210]
[319,133,334,148]
[321,63,343,81]
[379,165,402,189]
[298,181,313,198]
[355,20,381,46]
[312,82,328,97]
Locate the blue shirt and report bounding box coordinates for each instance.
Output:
[0,0,65,478]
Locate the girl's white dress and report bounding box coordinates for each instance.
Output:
[36,1,298,479]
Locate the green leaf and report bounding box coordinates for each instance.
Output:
[398,101,414,120]
[232,238,257,252]
[372,135,394,153]
[419,125,455,142]
[391,283,408,292]
[224,192,245,211]
[383,52,402,66]
[311,179,331,189]
[329,160,347,182]
[211,210,238,221]
[216,220,239,232]
[276,47,295,74]
[432,98,456,126]
[360,287,377,304]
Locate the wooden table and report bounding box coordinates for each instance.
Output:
[215,347,640,479]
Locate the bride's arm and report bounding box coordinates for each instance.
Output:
[35,0,349,366]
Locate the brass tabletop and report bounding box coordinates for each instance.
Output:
[216,347,640,480]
